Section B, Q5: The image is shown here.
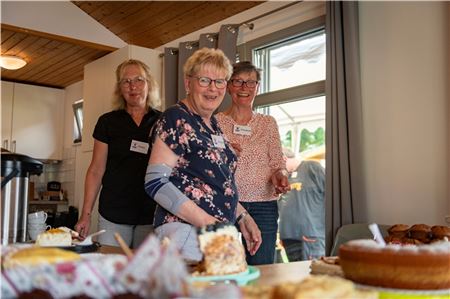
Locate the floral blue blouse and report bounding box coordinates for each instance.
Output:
[152,102,239,228]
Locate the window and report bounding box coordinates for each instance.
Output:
[239,16,326,163]
[239,16,327,263]
[254,28,325,93]
[72,100,83,143]
[256,97,325,166]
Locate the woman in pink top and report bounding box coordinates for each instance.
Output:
[216,61,290,265]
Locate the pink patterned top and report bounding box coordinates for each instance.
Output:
[216,112,286,202]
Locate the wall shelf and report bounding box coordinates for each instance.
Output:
[29,200,68,205]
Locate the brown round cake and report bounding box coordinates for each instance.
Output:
[339,239,450,290]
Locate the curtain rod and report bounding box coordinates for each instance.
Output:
[159,1,303,57]
[239,1,303,30]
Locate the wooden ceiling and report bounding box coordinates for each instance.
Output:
[1,1,263,89]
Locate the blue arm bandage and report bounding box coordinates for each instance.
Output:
[144,164,189,215]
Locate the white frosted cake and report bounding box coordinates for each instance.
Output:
[35,228,72,247]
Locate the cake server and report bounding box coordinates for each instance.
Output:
[368,223,386,246]
[78,229,106,246]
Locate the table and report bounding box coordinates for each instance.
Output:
[257,261,311,285]
[98,245,126,255]
[98,245,311,285]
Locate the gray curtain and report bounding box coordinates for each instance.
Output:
[163,24,239,109]
[199,33,218,49]
[325,1,367,255]
[163,48,178,108]
[178,41,199,100]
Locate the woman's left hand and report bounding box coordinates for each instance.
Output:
[239,215,262,255]
[271,169,291,195]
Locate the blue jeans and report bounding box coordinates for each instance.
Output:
[282,238,325,261]
[240,201,278,265]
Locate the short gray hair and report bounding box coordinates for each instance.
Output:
[183,48,233,80]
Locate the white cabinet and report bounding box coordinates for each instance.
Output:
[81,45,162,152]
[1,81,65,160]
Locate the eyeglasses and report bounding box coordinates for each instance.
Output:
[189,76,227,89]
[119,76,146,87]
[230,79,259,88]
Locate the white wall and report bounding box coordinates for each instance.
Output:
[63,80,99,231]
[359,2,449,225]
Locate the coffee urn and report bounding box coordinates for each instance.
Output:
[1,152,43,245]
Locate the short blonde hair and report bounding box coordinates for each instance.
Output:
[113,59,161,110]
[183,48,233,80]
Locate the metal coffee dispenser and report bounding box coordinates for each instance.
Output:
[1,152,43,245]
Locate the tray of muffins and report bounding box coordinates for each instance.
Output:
[384,224,450,244]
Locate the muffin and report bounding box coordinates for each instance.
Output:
[387,224,410,238]
[409,224,431,243]
[431,225,450,240]
[384,235,402,244]
[399,237,423,245]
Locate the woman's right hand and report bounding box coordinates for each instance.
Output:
[74,214,91,238]
[239,215,262,255]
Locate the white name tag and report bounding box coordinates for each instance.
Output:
[130,140,149,154]
[211,135,226,149]
[233,124,252,136]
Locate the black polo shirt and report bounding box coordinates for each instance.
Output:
[93,109,161,225]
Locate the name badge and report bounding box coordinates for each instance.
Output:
[130,140,149,154]
[233,124,252,136]
[211,135,226,149]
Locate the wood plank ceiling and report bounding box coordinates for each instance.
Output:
[1,1,263,89]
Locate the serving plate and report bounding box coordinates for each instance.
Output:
[57,241,101,254]
[188,266,260,286]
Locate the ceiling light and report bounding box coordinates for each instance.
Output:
[0,55,27,70]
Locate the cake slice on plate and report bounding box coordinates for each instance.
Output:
[197,222,247,276]
[35,228,72,247]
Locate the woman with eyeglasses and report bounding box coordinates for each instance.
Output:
[75,59,161,248]
[216,61,290,265]
[144,48,261,261]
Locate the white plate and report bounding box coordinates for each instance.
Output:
[189,266,260,286]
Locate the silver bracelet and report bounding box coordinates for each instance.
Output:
[236,211,249,224]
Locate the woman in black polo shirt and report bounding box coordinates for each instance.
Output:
[75,59,161,248]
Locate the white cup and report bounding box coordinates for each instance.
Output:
[28,225,51,241]
[28,211,47,223]
[28,223,49,230]
[28,218,47,224]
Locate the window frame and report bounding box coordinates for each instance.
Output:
[237,15,326,108]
